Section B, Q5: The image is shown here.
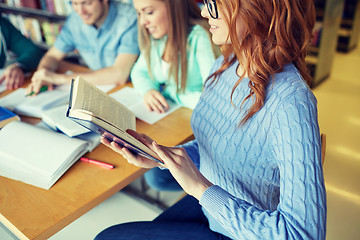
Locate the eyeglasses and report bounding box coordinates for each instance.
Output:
[203,0,218,19]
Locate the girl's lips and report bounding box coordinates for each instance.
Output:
[209,25,218,32]
[147,27,156,34]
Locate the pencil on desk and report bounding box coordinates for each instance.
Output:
[80,157,115,169]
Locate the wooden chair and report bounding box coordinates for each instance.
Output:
[321,133,326,165]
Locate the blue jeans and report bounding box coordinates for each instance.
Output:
[144,167,182,191]
[94,195,231,240]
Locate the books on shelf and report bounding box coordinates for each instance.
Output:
[0,121,93,189]
[0,106,20,128]
[3,0,72,16]
[311,21,323,48]
[67,76,162,164]
[4,13,62,47]
[2,0,73,47]
[24,17,43,43]
[42,21,60,46]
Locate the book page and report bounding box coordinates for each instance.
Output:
[0,121,89,189]
[0,88,69,118]
[72,77,135,131]
[42,104,90,137]
[110,87,181,124]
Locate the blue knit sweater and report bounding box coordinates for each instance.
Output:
[182,57,327,239]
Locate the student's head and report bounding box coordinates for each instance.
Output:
[133,0,202,39]
[202,0,315,124]
[133,0,168,39]
[70,0,109,27]
[134,0,209,92]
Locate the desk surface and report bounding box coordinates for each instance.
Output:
[0,62,194,240]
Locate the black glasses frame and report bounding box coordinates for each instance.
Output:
[203,0,219,19]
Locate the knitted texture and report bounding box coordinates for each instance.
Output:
[184,57,327,239]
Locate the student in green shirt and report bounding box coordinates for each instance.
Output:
[131,0,217,113]
[0,16,44,90]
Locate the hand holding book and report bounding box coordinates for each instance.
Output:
[67,76,163,164]
[100,129,163,168]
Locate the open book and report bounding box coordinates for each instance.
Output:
[0,121,93,189]
[66,76,162,164]
[0,87,69,118]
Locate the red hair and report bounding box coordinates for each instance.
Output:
[209,0,315,125]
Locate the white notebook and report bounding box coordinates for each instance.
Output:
[0,87,69,118]
[42,104,91,137]
[0,84,116,118]
[110,87,181,125]
[0,121,92,189]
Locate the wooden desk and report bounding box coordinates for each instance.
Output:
[0,62,194,240]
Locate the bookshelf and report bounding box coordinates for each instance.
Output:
[0,0,70,49]
[307,0,345,88]
[0,3,66,21]
[337,0,360,52]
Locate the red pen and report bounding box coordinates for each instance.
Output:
[80,157,115,169]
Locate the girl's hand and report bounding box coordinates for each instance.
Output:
[144,89,169,113]
[152,142,213,200]
[100,130,162,169]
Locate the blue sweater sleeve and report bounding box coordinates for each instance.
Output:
[199,91,327,239]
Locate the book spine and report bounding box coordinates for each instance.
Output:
[39,0,48,11]
[24,18,43,43]
[45,0,56,14]
[20,0,41,9]
[15,15,29,38]
[53,0,65,16]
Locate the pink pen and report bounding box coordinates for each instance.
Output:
[80,157,115,169]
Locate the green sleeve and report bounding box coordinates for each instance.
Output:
[189,25,216,82]
[130,52,160,96]
[0,17,44,72]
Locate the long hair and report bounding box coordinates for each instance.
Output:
[209,0,315,125]
[138,0,211,92]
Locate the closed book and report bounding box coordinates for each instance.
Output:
[0,107,20,128]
